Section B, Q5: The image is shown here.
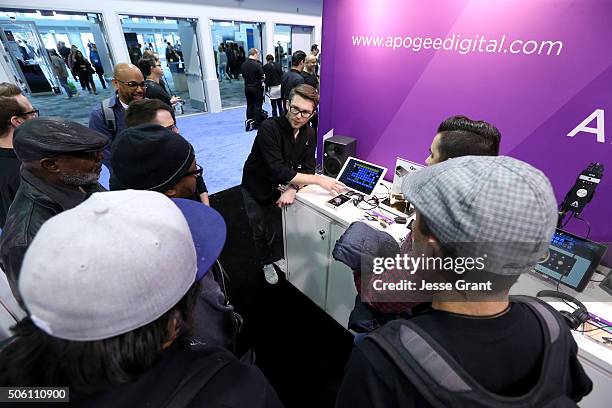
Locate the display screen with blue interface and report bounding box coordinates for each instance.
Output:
[533,229,607,291]
[338,158,386,196]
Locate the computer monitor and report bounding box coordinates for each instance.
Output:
[533,229,607,292]
[336,157,387,197]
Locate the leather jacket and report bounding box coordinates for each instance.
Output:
[0,168,104,306]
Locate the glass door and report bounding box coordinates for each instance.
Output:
[273,25,291,72]
[120,15,207,114]
[0,21,60,94]
[177,19,206,112]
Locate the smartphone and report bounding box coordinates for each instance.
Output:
[325,194,351,209]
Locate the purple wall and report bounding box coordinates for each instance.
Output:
[320,0,612,247]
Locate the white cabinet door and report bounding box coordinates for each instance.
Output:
[326,223,358,328]
[284,201,331,309]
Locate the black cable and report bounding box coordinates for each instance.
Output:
[574,215,592,240]
[355,201,378,211]
[552,263,581,311]
[561,212,574,228]
[576,324,612,333]
[374,183,391,201]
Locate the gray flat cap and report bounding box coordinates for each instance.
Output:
[13,117,108,161]
[402,156,558,275]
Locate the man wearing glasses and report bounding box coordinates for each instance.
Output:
[88,63,146,171]
[0,82,38,229]
[242,84,346,284]
[0,117,107,307]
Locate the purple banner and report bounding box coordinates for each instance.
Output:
[320,0,612,248]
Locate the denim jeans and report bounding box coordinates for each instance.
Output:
[271,98,283,117]
[218,63,227,81]
[241,187,283,265]
[59,77,75,97]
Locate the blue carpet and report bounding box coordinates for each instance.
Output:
[177,104,266,194]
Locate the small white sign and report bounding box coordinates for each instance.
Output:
[391,157,424,198]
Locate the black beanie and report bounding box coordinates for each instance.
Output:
[111,123,194,192]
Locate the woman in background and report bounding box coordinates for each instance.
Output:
[74,50,97,94]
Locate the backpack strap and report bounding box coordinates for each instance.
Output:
[367,320,468,408]
[162,344,232,408]
[366,296,572,408]
[101,97,116,134]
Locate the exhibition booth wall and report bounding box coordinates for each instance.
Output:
[319,0,612,246]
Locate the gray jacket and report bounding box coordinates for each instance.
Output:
[50,55,69,79]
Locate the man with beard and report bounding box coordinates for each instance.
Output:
[88,63,145,170]
[0,117,106,307]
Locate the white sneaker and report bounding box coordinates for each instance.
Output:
[274,258,287,274]
[263,264,279,285]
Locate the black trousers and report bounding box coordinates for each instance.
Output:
[241,187,283,265]
[271,98,284,117]
[78,73,96,92]
[245,86,264,122]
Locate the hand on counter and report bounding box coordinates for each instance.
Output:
[277,188,297,208]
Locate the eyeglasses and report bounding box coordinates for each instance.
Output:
[289,105,315,119]
[114,78,147,89]
[17,109,39,118]
[184,164,203,178]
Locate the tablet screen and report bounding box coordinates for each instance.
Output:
[337,157,387,197]
[533,229,607,292]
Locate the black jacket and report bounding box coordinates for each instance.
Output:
[281,69,305,102]
[263,62,282,88]
[301,71,319,90]
[241,59,264,89]
[242,116,316,205]
[145,79,172,106]
[0,148,21,228]
[0,168,104,306]
[74,59,94,77]
[1,340,284,408]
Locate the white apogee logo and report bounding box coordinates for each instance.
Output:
[567,109,605,143]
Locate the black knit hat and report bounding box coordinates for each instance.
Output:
[13,117,108,161]
[110,123,194,193]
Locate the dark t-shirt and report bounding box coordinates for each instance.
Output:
[0,148,21,228]
[336,303,593,408]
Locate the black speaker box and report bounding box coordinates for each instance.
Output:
[323,135,357,177]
